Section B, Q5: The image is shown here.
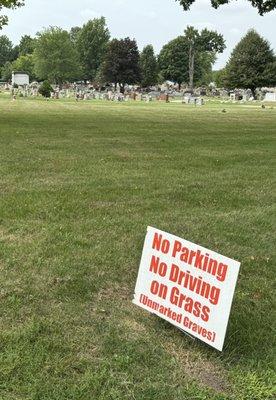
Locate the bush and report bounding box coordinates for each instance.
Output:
[38,80,53,98]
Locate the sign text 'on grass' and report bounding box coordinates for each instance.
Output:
[133,227,241,351]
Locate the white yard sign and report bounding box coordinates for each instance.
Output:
[133,226,241,351]
[12,72,29,86]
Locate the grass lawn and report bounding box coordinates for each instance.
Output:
[0,96,275,399]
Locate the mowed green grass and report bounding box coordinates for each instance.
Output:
[0,96,275,400]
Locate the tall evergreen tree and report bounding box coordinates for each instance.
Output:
[224,30,276,97]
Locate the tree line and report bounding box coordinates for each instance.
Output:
[0,17,275,96]
[0,18,225,90]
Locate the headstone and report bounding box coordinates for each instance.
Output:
[264,92,276,102]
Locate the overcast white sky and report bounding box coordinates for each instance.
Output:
[2,0,276,69]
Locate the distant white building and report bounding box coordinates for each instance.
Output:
[12,71,29,86]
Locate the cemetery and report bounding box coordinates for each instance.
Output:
[1,80,276,105]
[0,93,275,399]
[0,1,275,399]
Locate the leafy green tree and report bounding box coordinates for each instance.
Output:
[158,33,218,89]
[1,60,12,80]
[184,26,225,91]
[176,0,275,15]
[196,51,216,86]
[38,80,53,98]
[139,45,158,87]
[10,44,19,61]
[94,64,105,86]
[0,34,13,67]
[76,17,110,80]
[224,30,276,97]
[102,37,141,91]
[13,53,36,80]
[159,36,189,88]
[70,27,81,45]
[0,1,24,29]
[212,68,228,87]
[34,27,80,84]
[19,35,36,55]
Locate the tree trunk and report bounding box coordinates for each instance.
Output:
[188,43,195,93]
[251,87,257,99]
